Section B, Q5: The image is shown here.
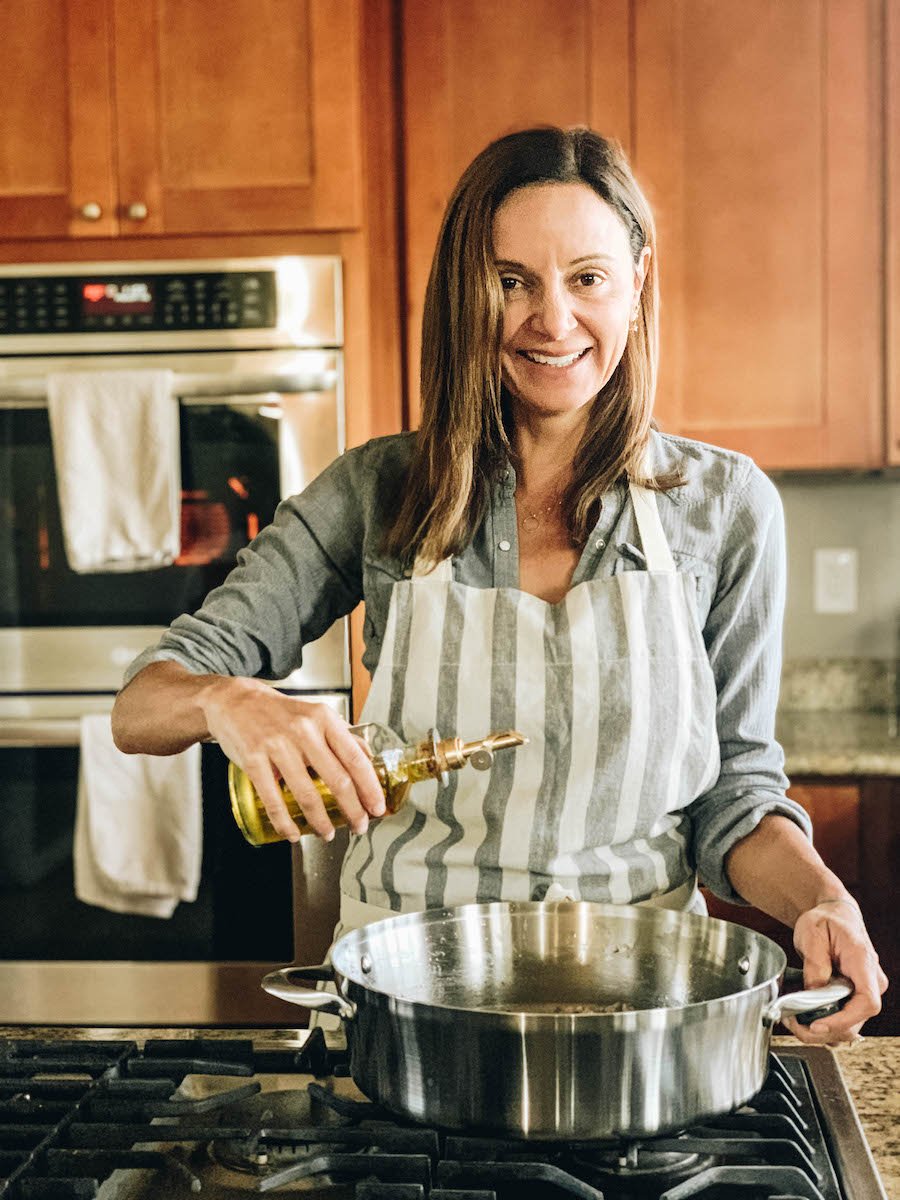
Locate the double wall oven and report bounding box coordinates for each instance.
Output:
[0,257,350,1021]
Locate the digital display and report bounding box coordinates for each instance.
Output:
[81,279,155,317]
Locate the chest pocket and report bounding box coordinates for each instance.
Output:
[612,546,716,631]
[361,553,409,673]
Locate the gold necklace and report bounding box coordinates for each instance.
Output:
[516,490,563,532]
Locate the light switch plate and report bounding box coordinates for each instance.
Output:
[813,548,858,614]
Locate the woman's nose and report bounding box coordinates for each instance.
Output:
[532,285,577,339]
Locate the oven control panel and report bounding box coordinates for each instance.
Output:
[0,269,277,336]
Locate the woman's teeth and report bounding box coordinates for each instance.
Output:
[521,348,588,368]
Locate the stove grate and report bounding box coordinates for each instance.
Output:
[0,1039,851,1200]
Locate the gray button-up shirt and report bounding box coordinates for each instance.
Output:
[125,428,811,902]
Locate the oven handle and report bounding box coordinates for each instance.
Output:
[0,369,337,408]
[0,718,86,748]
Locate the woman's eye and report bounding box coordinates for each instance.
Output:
[577,271,602,287]
[499,276,520,292]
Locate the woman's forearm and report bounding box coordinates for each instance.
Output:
[111,661,225,755]
[724,813,855,927]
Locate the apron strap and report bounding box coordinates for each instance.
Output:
[411,555,453,581]
[628,483,676,574]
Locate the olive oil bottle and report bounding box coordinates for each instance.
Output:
[228,724,526,845]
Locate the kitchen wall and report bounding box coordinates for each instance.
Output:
[776,474,900,661]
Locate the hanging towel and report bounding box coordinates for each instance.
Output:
[47,369,180,573]
[74,714,202,918]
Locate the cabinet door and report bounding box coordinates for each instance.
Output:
[111,0,363,236]
[401,0,631,425]
[0,0,117,239]
[632,0,883,469]
[888,0,900,465]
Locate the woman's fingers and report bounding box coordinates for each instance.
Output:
[789,903,888,1044]
[326,723,386,817]
[202,681,389,842]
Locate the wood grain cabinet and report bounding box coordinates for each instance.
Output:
[400,0,886,469]
[888,0,900,465]
[631,0,883,470]
[0,0,362,240]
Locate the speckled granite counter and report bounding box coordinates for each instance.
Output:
[0,1025,897,1196]
[778,658,900,777]
[778,709,900,777]
[819,1035,900,1198]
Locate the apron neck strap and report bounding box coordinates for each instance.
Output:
[411,556,453,581]
[628,440,676,573]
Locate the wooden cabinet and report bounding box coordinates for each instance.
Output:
[632,0,883,470]
[0,0,362,241]
[888,0,900,465]
[400,0,886,468]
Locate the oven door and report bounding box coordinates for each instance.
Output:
[0,347,349,693]
[0,689,349,1024]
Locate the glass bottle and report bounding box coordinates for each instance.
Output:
[228,723,526,846]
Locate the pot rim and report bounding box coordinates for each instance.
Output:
[330,899,788,1025]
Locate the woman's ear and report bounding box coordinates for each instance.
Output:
[634,244,652,298]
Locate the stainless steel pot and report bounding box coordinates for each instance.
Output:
[262,900,850,1141]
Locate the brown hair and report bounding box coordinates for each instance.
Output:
[385,125,676,567]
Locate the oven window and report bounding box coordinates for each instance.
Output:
[0,744,294,961]
[0,404,282,626]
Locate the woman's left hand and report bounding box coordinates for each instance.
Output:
[786,898,888,1044]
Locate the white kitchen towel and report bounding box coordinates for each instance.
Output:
[74,714,202,918]
[47,369,180,573]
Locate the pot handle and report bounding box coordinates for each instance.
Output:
[764,968,853,1027]
[261,965,357,1021]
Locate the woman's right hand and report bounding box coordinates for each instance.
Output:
[201,676,385,842]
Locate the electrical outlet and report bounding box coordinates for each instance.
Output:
[813,548,858,614]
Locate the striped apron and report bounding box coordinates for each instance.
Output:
[337,480,720,935]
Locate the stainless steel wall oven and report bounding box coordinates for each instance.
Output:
[0,257,350,1020]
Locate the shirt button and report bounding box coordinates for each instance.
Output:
[498,539,511,552]
[595,538,606,549]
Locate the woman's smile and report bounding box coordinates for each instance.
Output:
[517,346,592,369]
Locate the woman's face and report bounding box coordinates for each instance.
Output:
[492,181,650,422]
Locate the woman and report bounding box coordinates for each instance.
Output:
[113,126,886,1043]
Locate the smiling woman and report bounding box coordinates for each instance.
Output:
[113,126,888,1044]
[494,184,648,421]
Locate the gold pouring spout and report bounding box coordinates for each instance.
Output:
[437,729,528,772]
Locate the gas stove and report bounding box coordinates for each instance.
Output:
[0,1031,885,1199]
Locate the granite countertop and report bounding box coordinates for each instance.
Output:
[778,709,900,777]
[777,658,900,777]
[1,1025,897,1197]
[820,1035,900,1198]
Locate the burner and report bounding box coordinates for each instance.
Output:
[574,1143,715,1183]
[207,1085,334,1174]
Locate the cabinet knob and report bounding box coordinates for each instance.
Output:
[125,202,149,221]
[78,202,103,221]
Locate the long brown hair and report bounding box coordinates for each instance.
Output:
[385,125,675,567]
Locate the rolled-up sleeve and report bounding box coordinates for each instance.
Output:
[689,459,812,902]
